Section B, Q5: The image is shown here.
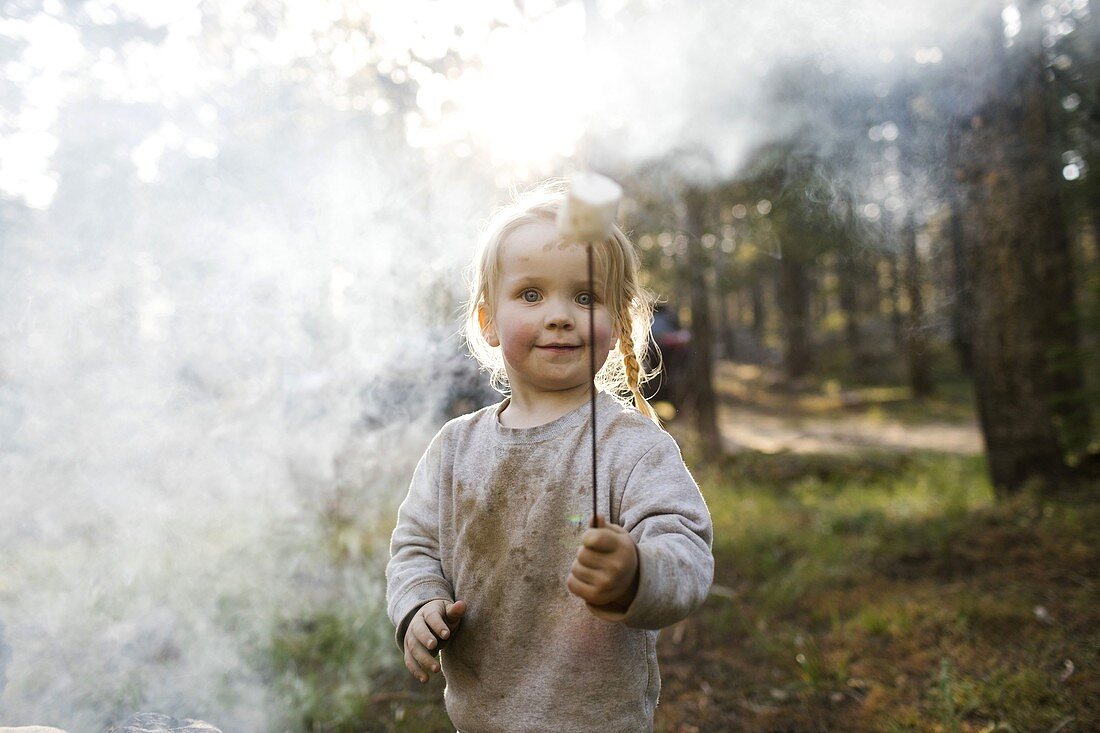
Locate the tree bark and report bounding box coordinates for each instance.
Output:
[838,253,861,362]
[749,277,766,347]
[716,290,732,359]
[946,160,975,376]
[960,0,1091,492]
[885,247,904,350]
[778,252,812,381]
[727,291,741,356]
[683,186,722,458]
[901,210,934,397]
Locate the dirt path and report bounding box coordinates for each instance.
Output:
[700,361,983,455]
[716,402,982,455]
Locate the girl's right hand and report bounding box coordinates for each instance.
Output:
[403,598,467,683]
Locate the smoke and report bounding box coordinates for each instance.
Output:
[0,129,485,730]
[0,4,498,728]
[532,0,997,183]
[405,0,1031,236]
[0,0,1086,728]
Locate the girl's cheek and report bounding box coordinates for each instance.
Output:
[500,340,526,364]
[596,315,615,348]
[499,322,539,356]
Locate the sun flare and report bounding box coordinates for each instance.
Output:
[413,3,591,174]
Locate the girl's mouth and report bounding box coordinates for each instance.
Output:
[537,344,581,352]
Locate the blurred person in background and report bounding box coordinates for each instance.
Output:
[645,302,691,421]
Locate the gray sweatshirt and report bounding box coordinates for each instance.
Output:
[385,391,714,733]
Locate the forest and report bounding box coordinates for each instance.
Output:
[0,0,1097,732]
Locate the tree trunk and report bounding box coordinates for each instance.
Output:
[749,277,766,347]
[838,253,861,361]
[901,210,933,397]
[811,269,826,328]
[727,292,740,358]
[683,186,722,458]
[946,121,975,375]
[885,247,904,350]
[778,253,812,381]
[838,207,867,373]
[948,196,975,375]
[716,289,732,359]
[960,0,1091,492]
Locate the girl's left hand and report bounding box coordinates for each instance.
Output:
[566,514,640,611]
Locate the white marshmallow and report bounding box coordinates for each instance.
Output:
[556,172,623,242]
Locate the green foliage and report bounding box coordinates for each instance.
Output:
[698,450,991,607]
[930,658,981,732]
[267,607,392,733]
[671,449,1098,731]
[974,667,1073,731]
[792,633,850,696]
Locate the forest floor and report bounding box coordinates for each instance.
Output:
[341,360,1098,733]
[648,363,1098,733]
[649,456,1098,733]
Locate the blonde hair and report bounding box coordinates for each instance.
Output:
[463,180,660,423]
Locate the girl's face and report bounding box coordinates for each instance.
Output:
[480,220,616,402]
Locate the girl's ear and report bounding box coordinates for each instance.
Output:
[478,302,500,347]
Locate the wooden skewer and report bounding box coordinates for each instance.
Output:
[588,241,598,528]
[556,172,622,529]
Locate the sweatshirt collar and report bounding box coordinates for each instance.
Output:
[490,391,614,445]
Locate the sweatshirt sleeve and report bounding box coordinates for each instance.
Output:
[588,431,714,630]
[385,430,455,650]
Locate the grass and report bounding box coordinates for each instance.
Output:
[652,450,1099,732]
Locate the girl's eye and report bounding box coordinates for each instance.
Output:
[521,289,540,303]
[576,292,594,306]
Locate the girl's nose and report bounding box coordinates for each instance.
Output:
[545,313,575,329]
[544,301,575,330]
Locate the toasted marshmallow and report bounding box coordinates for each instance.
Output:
[556,172,622,242]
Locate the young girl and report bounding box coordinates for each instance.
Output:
[385,181,714,733]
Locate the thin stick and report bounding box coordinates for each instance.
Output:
[587,242,598,528]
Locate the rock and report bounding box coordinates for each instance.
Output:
[105,713,222,733]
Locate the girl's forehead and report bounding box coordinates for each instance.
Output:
[498,221,586,267]
[494,220,615,291]
[501,220,565,253]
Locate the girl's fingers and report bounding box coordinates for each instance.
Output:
[403,600,463,684]
[404,657,421,681]
[572,572,589,598]
[566,572,601,600]
[404,642,432,682]
[405,654,428,682]
[445,600,467,623]
[413,621,438,652]
[424,606,451,639]
[578,543,629,576]
[576,546,613,570]
[581,529,623,553]
[409,640,440,677]
[570,560,601,585]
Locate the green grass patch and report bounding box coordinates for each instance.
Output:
[266,609,386,732]
[654,450,1099,732]
[698,451,991,613]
